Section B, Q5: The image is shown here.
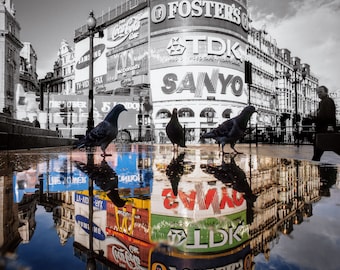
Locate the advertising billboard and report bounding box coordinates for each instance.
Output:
[150,32,246,70]
[150,0,249,38]
[106,231,153,270]
[150,179,249,253]
[106,200,151,243]
[107,43,149,84]
[151,65,247,103]
[106,9,149,51]
[150,211,249,253]
[149,0,250,129]
[74,8,149,94]
[74,192,108,251]
[74,33,108,92]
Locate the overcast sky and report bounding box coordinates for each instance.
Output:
[249,0,340,93]
[14,0,340,93]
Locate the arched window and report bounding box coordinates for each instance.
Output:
[222,109,232,118]
[200,107,215,123]
[200,107,216,117]
[178,107,194,117]
[156,109,171,119]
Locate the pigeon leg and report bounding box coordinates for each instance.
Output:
[172,143,176,152]
[221,143,231,155]
[231,143,243,154]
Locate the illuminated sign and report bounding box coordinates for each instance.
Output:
[107,231,153,270]
[152,181,246,218]
[168,36,241,58]
[107,9,149,50]
[151,211,249,253]
[76,44,105,70]
[75,193,107,210]
[74,32,108,83]
[150,32,246,70]
[75,215,106,241]
[151,66,247,103]
[150,0,249,37]
[106,201,150,243]
[107,43,149,83]
[75,74,107,91]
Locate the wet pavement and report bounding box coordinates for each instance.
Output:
[0,143,339,270]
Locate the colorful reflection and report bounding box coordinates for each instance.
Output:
[2,145,339,269]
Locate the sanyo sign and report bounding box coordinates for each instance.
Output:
[151,66,247,103]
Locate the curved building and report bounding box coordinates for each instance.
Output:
[149,0,250,142]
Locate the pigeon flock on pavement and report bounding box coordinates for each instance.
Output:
[74,103,256,155]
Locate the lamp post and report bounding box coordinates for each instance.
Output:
[69,104,73,138]
[285,62,307,147]
[138,95,143,142]
[87,11,96,134]
[47,84,50,130]
[206,108,214,123]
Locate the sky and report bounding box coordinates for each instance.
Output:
[14,0,340,93]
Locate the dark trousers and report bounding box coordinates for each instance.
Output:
[312,127,326,161]
[312,137,324,161]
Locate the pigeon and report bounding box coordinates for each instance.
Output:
[201,105,256,154]
[166,152,186,196]
[166,108,186,151]
[204,154,257,224]
[74,104,127,156]
[74,158,126,207]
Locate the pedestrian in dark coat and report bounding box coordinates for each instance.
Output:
[312,85,336,161]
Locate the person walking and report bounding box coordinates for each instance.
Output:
[32,116,40,128]
[312,85,337,161]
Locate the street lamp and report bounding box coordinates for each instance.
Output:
[69,104,73,138]
[86,10,96,134]
[47,84,50,130]
[285,61,307,147]
[137,95,143,142]
[206,108,214,123]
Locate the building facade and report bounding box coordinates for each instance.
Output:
[0,0,23,116]
[247,27,277,126]
[35,0,320,141]
[16,42,40,121]
[56,40,75,95]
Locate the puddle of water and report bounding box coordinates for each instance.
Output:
[0,144,339,269]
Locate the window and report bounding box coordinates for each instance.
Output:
[178,108,194,117]
[156,109,171,119]
[222,109,232,118]
[200,108,215,117]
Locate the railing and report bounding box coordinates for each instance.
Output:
[74,0,148,40]
[113,125,319,145]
